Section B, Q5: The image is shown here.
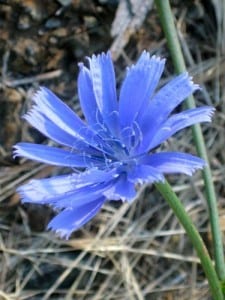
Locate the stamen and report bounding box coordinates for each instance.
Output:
[130,121,143,151]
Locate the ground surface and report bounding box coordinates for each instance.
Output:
[0,0,225,299]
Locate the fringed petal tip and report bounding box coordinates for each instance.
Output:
[126,52,166,73]
[12,144,21,159]
[138,50,166,62]
[78,62,88,72]
[85,51,112,66]
[177,157,206,176]
[206,106,216,120]
[78,62,84,69]
[46,198,105,239]
[185,74,200,92]
[47,225,71,240]
[15,181,42,204]
[145,53,166,65]
[31,86,46,104]
[174,72,200,93]
[142,152,206,177]
[22,109,34,121]
[180,156,206,176]
[16,183,44,205]
[16,190,30,204]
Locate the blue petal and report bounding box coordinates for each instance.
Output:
[78,63,99,127]
[52,186,106,210]
[104,174,136,201]
[24,108,94,151]
[17,168,118,205]
[87,52,118,133]
[137,73,199,153]
[50,180,115,210]
[13,143,104,167]
[141,152,205,175]
[147,106,214,150]
[128,165,164,184]
[32,87,101,148]
[47,198,105,239]
[17,174,79,204]
[119,53,165,128]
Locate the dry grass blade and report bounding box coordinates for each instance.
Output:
[0,1,224,299]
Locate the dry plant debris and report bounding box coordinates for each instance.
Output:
[0,0,225,299]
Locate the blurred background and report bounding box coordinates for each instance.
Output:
[0,0,225,299]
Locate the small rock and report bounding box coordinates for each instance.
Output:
[45,18,61,29]
[17,14,31,30]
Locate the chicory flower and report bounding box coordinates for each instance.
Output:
[14,51,213,238]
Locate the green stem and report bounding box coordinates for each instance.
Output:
[155,181,224,300]
[155,0,225,281]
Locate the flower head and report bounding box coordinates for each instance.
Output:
[14,51,214,239]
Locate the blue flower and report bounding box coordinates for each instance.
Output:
[14,51,214,239]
